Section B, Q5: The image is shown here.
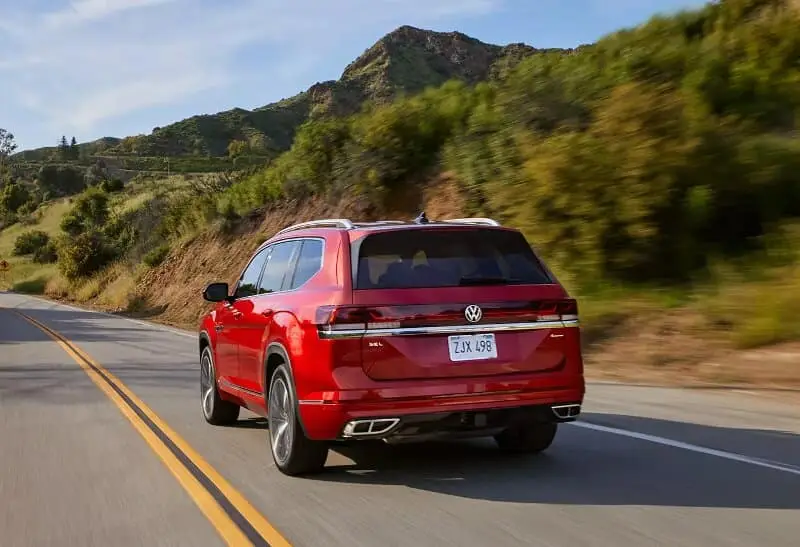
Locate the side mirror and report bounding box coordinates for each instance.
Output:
[203,282,230,303]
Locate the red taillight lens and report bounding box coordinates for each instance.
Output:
[315,306,402,332]
[316,306,365,330]
[556,298,579,321]
[531,299,578,322]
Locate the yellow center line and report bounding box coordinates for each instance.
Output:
[13,309,291,547]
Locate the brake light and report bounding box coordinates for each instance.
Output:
[533,299,579,322]
[315,306,402,332]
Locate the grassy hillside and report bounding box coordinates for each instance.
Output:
[3,0,800,387]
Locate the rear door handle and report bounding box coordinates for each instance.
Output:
[232,310,243,319]
[261,309,274,318]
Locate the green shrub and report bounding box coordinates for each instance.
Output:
[33,241,58,264]
[13,230,50,256]
[57,231,115,280]
[100,178,124,193]
[0,182,30,214]
[143,244,170,267]
[60,187,110,235]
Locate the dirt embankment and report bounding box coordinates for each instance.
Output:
[127,176,800,390]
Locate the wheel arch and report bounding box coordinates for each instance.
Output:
[265,342,310,435]
[199,330,212,356]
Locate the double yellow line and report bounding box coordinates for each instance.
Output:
[15,310,291,547]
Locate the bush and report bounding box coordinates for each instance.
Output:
[37,164,85,197]
[57,231,115,280]
[100,178,124,193]
[13,230,50,256]
[33,241,58,264]
[60,187,110,235]
[142,244,170,267]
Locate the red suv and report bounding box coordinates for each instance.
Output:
[199,215,585,476]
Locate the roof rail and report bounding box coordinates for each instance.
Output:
[441,217,501,227]
[275,218,354,236]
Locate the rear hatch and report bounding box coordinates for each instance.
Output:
[317,226,579,381]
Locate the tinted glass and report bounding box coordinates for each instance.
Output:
[259,241,299,294]
[235,248,269,299]
[355,229,551,289]
[289,239,324,290]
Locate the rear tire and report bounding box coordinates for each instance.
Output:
[267,364,328,476]
[200,346,240,425]
[494,422,558,454]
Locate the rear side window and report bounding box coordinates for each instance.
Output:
[259,241,300,294]
[235,247,270,299]
[354,229,551,289]
[288,239,324,290]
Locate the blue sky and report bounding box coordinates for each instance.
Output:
[0,0,709,151]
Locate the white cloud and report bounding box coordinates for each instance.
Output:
[42,0,178,29]
[0,0,501,147]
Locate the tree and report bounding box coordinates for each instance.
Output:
[70,136,79,160]
[37,164,86,197]
[0,182,30,214]
[58,135,69,160]
[0,128,17,159]
[0,128,17,172]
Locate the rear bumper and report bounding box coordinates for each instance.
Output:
[297,381,585,441]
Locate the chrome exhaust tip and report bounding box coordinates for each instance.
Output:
[342,418,401,438]
[551,404,581,420]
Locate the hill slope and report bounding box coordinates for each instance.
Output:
[15,26,553,160]
[16,137,122,162]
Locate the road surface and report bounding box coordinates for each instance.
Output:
[1,291,799,546]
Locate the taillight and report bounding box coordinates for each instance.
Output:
[315,306,402,333]
[533,299,579,322]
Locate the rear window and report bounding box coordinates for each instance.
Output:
[354,228,552,289]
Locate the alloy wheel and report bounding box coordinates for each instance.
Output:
[268,377,294,465]
[200,352,215,418]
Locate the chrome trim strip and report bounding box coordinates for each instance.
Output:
[219,379,264,398]
[319,320,580,339]
[297,399,329,405]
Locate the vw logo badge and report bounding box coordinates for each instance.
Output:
[464,305,483,323]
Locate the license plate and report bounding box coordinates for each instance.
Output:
[448,334,497,362]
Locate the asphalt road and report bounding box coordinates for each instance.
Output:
[2,291,799,547]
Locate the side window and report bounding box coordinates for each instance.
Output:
[289,239,324,290]
[259,241,300,294]
[235,247,270,299]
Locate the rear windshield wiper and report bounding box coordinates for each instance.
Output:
[458,276,521,286]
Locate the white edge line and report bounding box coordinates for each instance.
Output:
[12,293,196,339]
[573,422,800,476]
